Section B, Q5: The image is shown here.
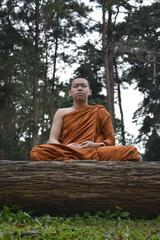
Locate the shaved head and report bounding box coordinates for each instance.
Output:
[69,77,90,89]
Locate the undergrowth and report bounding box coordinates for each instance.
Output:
[0,206,160,239]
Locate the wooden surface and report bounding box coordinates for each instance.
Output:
[0,160,160,217]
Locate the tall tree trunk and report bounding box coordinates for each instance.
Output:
[41,39,48,142]
[3,78,12,130]
[114,60,126,145]
[102,2,115,130]
[50,12,59,125]
[32,0,40,146]
[2,49,13,132]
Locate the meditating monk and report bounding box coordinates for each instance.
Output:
[30,77,140,161]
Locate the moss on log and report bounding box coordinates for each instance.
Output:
[0,160,160,217]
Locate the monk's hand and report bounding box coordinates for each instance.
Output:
[67,143,81,148]
[80,141,104,148]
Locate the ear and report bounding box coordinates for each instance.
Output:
[68,90,72,96]
[88,89,92,96]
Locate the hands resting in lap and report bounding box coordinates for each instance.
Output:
[67,141,105,148]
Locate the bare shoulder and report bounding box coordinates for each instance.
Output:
[54,107,74,118]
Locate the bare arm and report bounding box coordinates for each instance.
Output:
[48,109,64,144]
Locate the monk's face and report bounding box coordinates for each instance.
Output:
[69,78,91,102]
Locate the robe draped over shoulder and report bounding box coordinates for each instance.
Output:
[60,105,115,145]
[30,105,140,161]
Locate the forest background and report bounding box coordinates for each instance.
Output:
[0,0,160,161]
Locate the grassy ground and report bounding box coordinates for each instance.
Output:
[0,206,160,240]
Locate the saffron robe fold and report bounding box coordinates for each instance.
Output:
[30,105,140,161]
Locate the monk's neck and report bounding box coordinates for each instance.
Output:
[72,102,89,110]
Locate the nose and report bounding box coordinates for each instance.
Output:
[77,86,83,91]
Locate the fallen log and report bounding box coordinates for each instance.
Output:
[0,160,160,217]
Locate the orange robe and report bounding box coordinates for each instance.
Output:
[30,105,140,161]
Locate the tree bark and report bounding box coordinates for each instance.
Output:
[114,60,126,145]
[0,160,160,217]
[102,3,115,130]
[32,0,40,146]
[50,12,59,125]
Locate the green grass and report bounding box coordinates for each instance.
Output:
[0,206,160,239]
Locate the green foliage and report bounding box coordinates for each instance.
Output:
[0,0,92,159]
[0,206,160,240]
[144,130,160,161]
[115,2,160,150]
